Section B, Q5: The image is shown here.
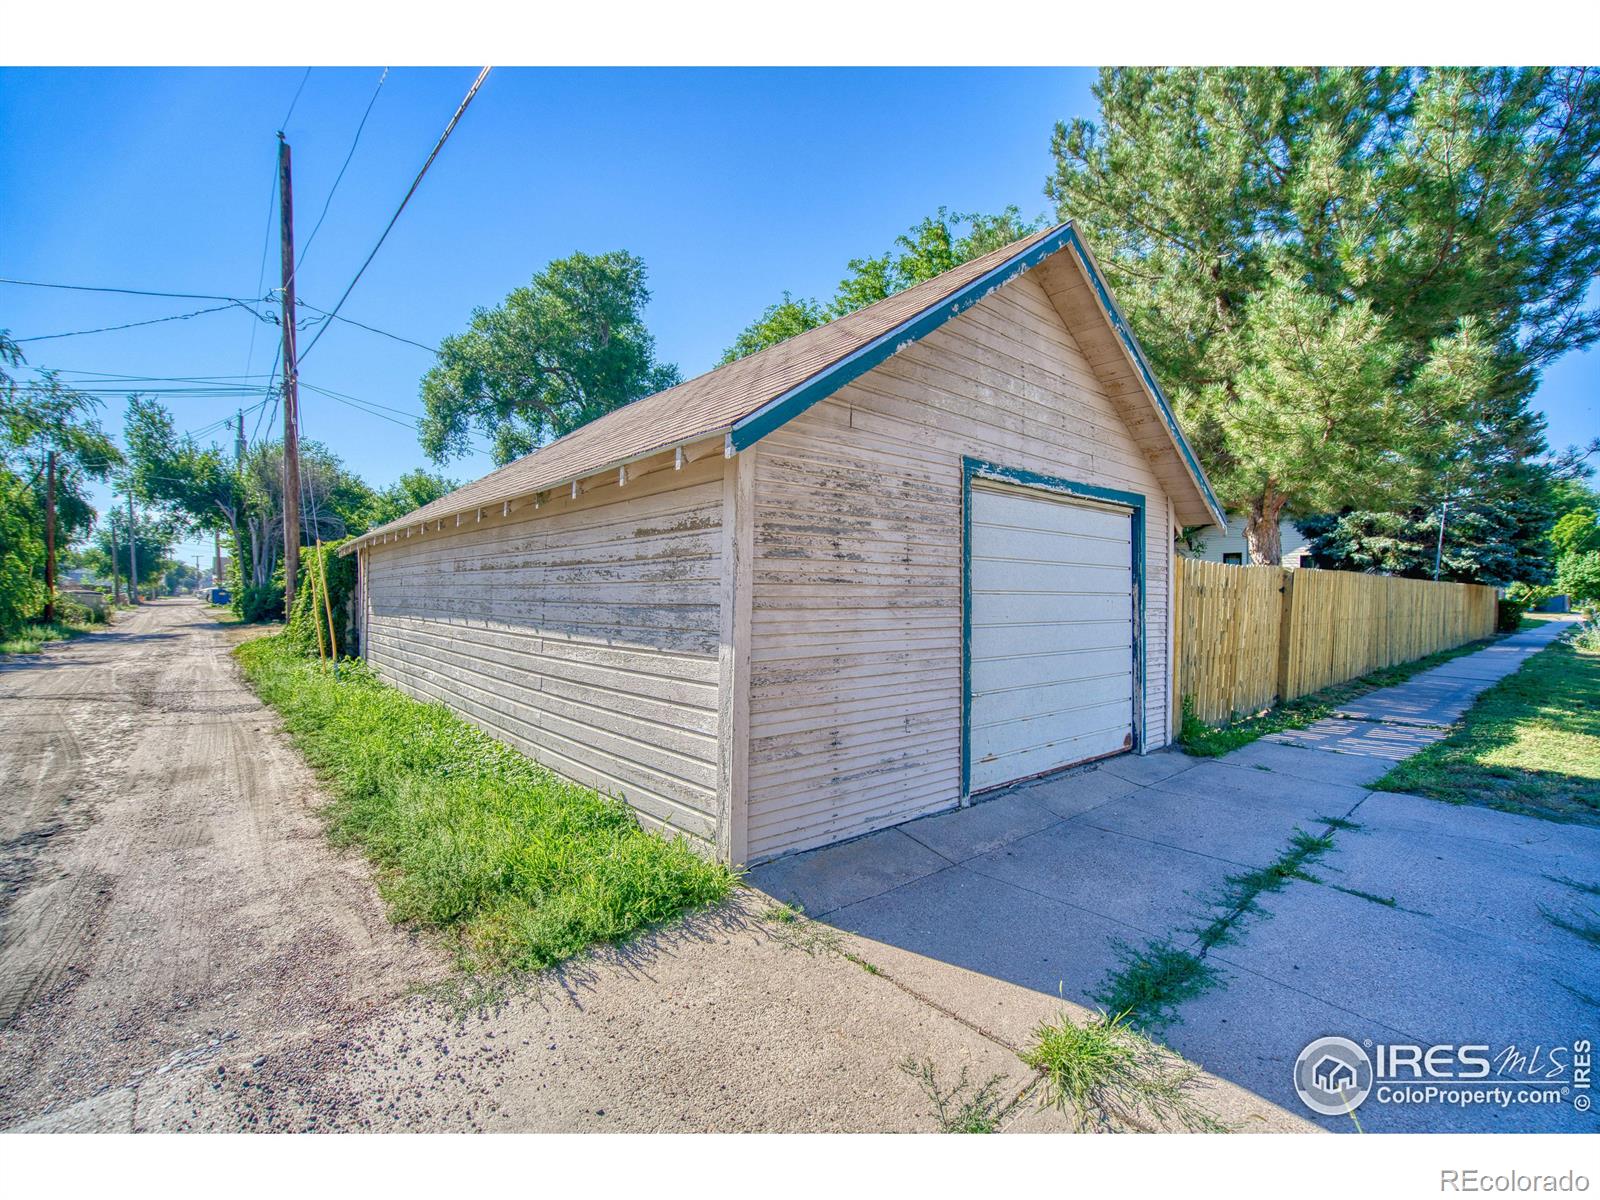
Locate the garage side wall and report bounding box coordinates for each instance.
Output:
[744,271,1173,862]
[361,455,725,848]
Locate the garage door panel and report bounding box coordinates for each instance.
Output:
[972,622,1129,661]
[975,491,1129,538]
[970,709,1135,790]
[971,646,1133,692]
[968,481,1135,794]
[970,523,1132,569]
[969,557,1132,592]
[973,674,1135,725]
[973,591,1131,626]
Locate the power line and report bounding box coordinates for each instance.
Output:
[280,67,312,131]
[294,299,438,354]
[16,301,269,344]
[295,67,388,277]
[297,66,491,363]
[27,368,278,382]
[0,277,262,304]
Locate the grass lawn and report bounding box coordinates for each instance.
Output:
[234,634,735,973]
[1179,635,1500,758]
[0,617,100,656]
[1375,633,1600,824]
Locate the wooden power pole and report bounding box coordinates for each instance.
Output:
[43,450,57,622]
[127,491,139,605]
[278,132,302,613]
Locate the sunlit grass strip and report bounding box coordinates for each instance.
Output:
[0,618,97,655]
[234,635,735,973]
[1376,636,1599,823]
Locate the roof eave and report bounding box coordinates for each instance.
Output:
[1060,226,1227,528]
[338,426,733,556]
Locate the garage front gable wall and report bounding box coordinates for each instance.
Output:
[741,270,1176,861]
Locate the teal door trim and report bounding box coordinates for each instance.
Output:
[961,456,1146,801]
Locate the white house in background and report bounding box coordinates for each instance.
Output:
[1185,515,1314,568]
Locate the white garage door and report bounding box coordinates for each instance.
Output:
[968,481,1135,793]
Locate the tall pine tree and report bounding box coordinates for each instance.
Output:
[1049,68,1600,565]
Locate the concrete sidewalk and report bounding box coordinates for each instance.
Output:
[751,617,1599,1133]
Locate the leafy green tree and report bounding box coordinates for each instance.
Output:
[82,508,177,601]
[124,395,377,605]
[0,471,46,631]
[124,394,245,554]
[1551,508,1600,557]
[1557,550,1600,605]
[356,468,460,529]
[719,294,830,365]
[420,251,681,467]
[1048,68,1600,563]
[0,332,123,627]
[163,560,199,596]
[720,207,1044,363]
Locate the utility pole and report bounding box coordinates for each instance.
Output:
[109,509,121,605]
[43,451,57,622]
[236,409,246,465]
[278,132,302,613]
[127,491,139,605]
[1434,499,1451,582]
[213,529,223,588]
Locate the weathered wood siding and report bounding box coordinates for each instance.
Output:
[362,455,725,847]
[745,271,1175,862]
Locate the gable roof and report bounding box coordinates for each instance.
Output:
[344,222,1223,554]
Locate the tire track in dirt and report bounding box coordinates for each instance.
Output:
[0,602,445,1126]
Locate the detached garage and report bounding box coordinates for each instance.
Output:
[340,223,1223,866]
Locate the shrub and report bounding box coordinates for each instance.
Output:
[52,593,106,626]
[236,582,285,623]
[1496,598,1526,633]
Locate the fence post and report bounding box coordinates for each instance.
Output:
[1275,568,1296,703]
[1171,557,1184,742]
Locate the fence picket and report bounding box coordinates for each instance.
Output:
[1174,560,1497,725]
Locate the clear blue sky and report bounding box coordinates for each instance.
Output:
[2,67,1594,565]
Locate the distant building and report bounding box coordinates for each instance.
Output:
[1183,515,1314,568]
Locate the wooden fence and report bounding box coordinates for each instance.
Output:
[1173,559,1498,727]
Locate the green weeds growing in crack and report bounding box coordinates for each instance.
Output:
[1196,829,1336,950]
[1092,821,1347,1035]
[900,1058,1012,1132]
[1318,815,1363,832]
[1094,940,1217,1031]
[1328,885,1398,907]
[1021,1010,1231,1133]
[1541,906,1600,947]
[1545,876,1600,898]
[763,901,803,923]
[760,901,850,958]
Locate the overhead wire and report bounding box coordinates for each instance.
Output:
[293,299,437,355]
[16,301,270,344]
[0,277,263,304]
[294,67,388,277]
[297,66,491,363]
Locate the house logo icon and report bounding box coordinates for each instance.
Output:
[1294,1037,1374,1117]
